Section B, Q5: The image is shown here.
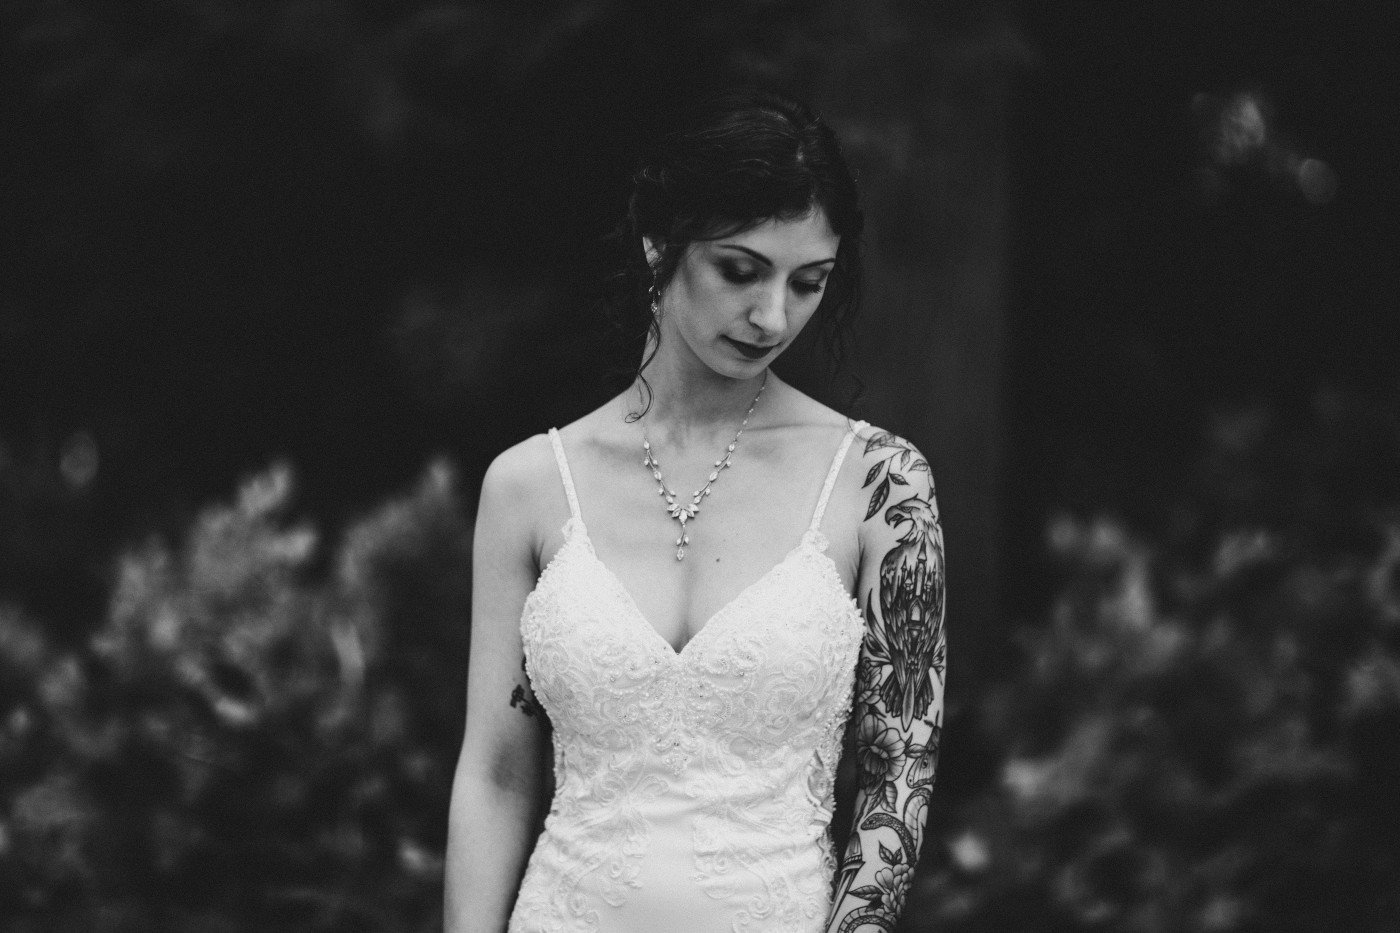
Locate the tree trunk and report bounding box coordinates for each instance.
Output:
[813,1,1029,677]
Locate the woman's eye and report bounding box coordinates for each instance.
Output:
[794,280,825,295]
[721,266,759,284]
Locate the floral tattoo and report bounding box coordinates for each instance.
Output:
[830,432,945,932]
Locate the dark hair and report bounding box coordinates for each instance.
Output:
[606,88,864,417]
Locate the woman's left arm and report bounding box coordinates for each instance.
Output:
[826,431,947,933]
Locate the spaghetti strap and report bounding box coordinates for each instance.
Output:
[547,428,583,525]
[810,420,869,532]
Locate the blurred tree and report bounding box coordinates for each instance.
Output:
[806,0,1030,680]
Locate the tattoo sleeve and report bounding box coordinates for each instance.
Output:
[826,432,946,933]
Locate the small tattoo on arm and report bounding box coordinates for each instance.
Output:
[509,683,543,718]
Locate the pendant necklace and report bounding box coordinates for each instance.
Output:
[641,371,767,561]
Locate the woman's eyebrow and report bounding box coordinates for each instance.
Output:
[716,244,837,269]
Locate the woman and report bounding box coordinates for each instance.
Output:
[445,89,946,933]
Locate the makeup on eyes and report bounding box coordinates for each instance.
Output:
[719,261,759,284]
[718,261,827,295]
[715,244,834,289]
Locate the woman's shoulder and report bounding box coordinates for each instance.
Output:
[844,424,934,493]
[483,396,634,501]
[846,423,927,462]
[480,432,559,508]
[829,420,938,536]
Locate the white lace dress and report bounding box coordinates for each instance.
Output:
[507,423,868,933]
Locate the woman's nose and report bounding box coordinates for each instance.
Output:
[748,283,787,335]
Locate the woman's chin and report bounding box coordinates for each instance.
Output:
[711,356,776,382]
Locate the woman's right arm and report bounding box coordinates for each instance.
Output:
[445,441,553,933]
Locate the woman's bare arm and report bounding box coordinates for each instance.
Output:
[445,439,554,933]
[826,431,947,933]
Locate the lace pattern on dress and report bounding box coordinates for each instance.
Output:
[510,424,868,933]
[685,530,863,932]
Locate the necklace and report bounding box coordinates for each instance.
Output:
[641,372,767,561]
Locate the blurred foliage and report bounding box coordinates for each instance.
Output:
[1,462,471,932]
[911,386,1400,933]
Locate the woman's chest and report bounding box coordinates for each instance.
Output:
[533,493,860,653]
[520,533,864,749]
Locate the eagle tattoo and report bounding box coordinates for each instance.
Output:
[866,495,945,730]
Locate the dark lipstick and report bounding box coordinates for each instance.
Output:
[725,337,777,360]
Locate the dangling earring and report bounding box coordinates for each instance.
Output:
[649,278,662,321]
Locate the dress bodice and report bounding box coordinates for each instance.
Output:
[509,423,868,933]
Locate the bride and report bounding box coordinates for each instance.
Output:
[445,89,946,933]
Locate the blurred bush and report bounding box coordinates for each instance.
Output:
[915,387,1400,933]
[1,461,471,933]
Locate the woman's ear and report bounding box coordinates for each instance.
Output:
[642,236,662,271]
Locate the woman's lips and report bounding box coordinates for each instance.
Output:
[724,337,778,360]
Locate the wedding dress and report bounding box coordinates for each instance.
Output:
[507,421,869,933]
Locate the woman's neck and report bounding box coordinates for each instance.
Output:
[628,342,771,443]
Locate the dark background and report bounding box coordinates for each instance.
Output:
[3,1,1398,931]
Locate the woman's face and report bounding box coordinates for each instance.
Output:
[650,208,841,380]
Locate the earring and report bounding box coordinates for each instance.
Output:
[649,278,662,321]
